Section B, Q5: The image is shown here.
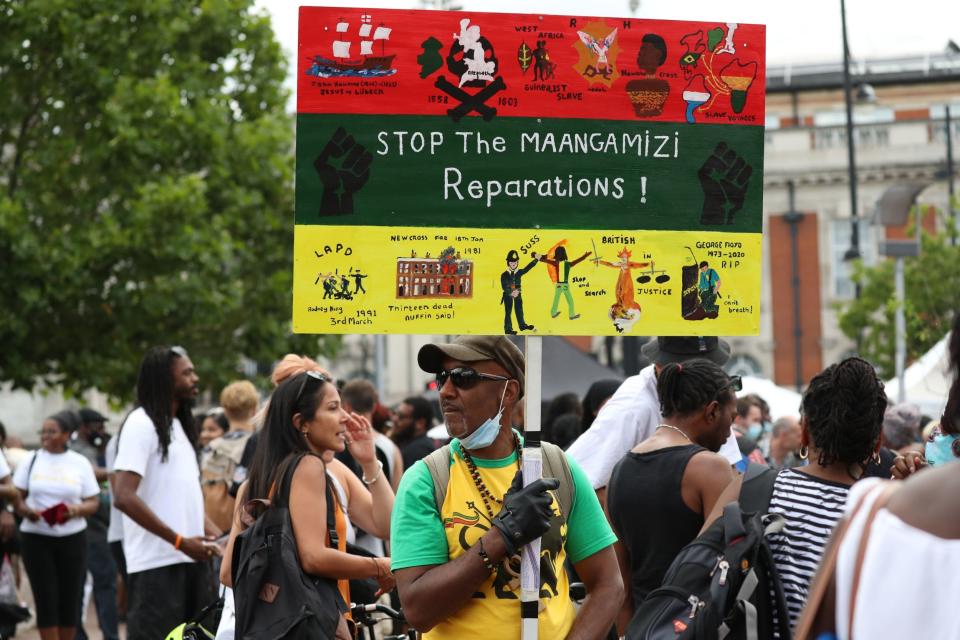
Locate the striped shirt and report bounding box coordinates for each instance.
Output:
[767,468,850,632]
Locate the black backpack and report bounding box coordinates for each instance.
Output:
[232,453,345,639]
[627,463,791,640]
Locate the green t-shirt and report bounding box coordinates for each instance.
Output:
[391,438,616,570]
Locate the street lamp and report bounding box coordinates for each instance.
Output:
[839,2,877,265]
[875,182,928,403]
[840,0,861,265]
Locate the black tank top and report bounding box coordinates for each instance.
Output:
[608,444,707,605]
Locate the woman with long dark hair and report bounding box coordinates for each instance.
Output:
[221,371,394,615]
[607,358,739,630]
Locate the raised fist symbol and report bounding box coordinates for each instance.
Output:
[698,142,752,225]
[314,126,372,216]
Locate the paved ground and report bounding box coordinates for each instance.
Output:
[15,581,125,640]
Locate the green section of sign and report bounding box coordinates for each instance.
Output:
[296,114,764,233]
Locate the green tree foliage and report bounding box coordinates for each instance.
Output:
[0,0,338,400]
[838,220,960,378]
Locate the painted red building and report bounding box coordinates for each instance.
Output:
[396,255,473,298]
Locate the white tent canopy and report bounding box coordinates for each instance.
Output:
[886,331,953,416]
[740,376,803,420]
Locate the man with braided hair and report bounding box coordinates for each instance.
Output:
[567,336,743,507]
[607,358,740,628]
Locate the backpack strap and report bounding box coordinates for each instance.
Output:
[721,502,747,545]
[541,442,573,522]
[24,450,39,494]
[739,462,779,514]
[423,445,452,512]
[324,473,339,550]
[272,452,321,509]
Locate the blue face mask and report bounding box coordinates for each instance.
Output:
[925,431,960,467]
[455,382,509,451]
[746,422,764,441]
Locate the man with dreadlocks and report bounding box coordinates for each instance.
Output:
[113,346,219,640]
[607,358,739,629]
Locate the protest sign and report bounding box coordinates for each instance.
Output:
[294,8,765,336]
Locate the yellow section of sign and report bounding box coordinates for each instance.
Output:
[293,225,761,336]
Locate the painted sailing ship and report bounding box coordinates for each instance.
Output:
[306,15,397,78]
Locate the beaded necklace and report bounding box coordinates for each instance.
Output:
[460,430,522,520]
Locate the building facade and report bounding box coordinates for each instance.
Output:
[748,52,960,388]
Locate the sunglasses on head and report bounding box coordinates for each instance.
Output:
[436,367,510,390]
[294,370,331,404]
[727,375,743,393]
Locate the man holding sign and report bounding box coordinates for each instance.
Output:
[390,336,621,638]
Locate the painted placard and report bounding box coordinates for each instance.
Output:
[294,8,765,336]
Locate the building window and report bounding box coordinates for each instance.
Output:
[929,119,960,144]
[812,125,890,150]
[811,108,893,150]
[829,218,876,299]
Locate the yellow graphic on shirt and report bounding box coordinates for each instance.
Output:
[427,454,574,640]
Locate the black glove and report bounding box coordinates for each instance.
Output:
[491,470,559,556]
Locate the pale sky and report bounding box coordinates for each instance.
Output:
[259,0,960,97]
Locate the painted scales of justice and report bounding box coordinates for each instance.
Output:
[306,15,396,78]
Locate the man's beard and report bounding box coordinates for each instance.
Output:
[175,389,197,411]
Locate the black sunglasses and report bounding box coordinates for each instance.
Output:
[436,367,510,390]
[727,375,743,393]
[294,370,331,404]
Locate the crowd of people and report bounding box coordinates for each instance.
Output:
[0,314,956,639]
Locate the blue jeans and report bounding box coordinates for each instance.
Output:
[75,532,119,640]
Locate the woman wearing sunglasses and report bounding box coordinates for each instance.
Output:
[606,359,738,631]
[220,370,395,631]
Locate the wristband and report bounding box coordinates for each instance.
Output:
[362,460,384,486]
[174,534,183,550]
[477,537,496,572]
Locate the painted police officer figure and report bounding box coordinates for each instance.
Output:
[500,250,538,335]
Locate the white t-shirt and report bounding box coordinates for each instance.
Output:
[13,449,99,537]
[567,366,661,489]
[113,407,204,574]
[105,434,123,544]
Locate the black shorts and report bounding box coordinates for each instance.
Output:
[126,561,216,640]
[21,530,87,628]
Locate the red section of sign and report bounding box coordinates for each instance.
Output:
[298,8,765,127]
